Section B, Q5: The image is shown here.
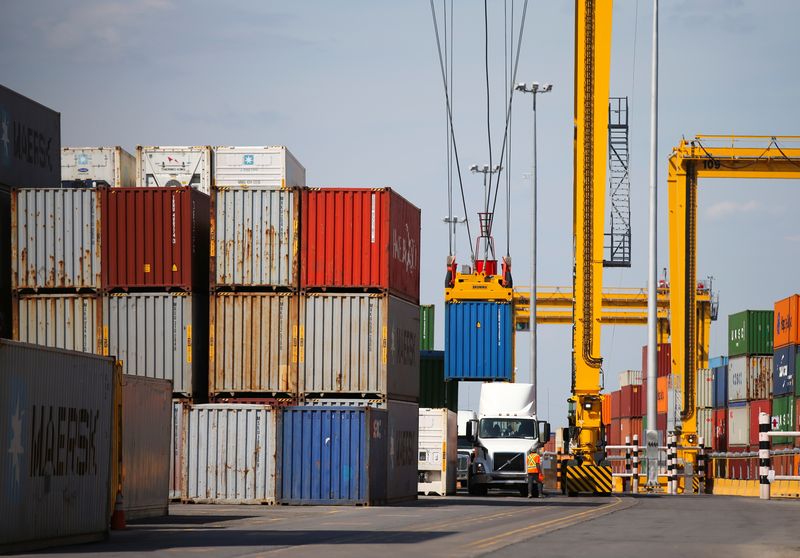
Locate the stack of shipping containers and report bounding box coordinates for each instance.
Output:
[710,355,729,452]
[641,344,672,436]
[772,296,798,456]
[606,370,641,473]
[292,186,422,504]
[695,361,714,450]
[726,310,773,474]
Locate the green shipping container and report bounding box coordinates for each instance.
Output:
[419,350,458,412]
[771,395,795,445]
[728,310,773,357]
[420,304,435,350]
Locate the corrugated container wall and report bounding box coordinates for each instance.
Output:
[12,188,102,290]
[444,301,513,381]
[0,189,10,339]
[696,368,714,409]
[620,384,641,418]
[170,400,184,500]
[212,146,306,189]
[211,186,298,289]
[119,376,171,519]
[610,390,621,418]
[13,293,103,354]
[619,417,642,445]
[137,146,212,195]
[419,350,458,412]
[656,376,668,414]
[209,292,298,396]
[0,84,61,189]
[748,399,771,447]
[299,293,419,399]
[727,403,749,447]
[104,292,207,398]
[387,400,419,503]
[420,304,435,350]
[102,187,209,291]
[642,343,672,377]
[697,407,713,448]
[279,406,388,505]
[418,408,457,496]
[0,340,113,552]
[728,310,773,357]
[713,408,727,452]
[773,344,797,396]
[300,188,421,304]
[182,404,278,504]
[713,365,728,408]
[772,395,796,445]
[608,418,621,446]
[774,295,800,348]
[727,355,772,402]
[61,147,136,187]
[618,369,642,387]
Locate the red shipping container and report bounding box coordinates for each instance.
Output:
[620,417,642,445]
[102,187,209,290]
[749,399,771,447]
[610,390,621,419]
[728,446,755,479]
[300,188,421,303]
[657,413,667,436]
[642,343,672,377]
[713,408,727,452]
[609,418,621,446]
[620,384,642,418]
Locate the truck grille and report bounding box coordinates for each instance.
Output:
[493,452,524,472]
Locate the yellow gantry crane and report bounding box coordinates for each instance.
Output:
[668,135,800,450]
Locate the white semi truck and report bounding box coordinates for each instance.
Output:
[465,383,550,496]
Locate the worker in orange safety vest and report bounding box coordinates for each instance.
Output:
[527,450,545,498]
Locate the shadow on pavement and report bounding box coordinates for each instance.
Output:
[128,514,256,526]
[394,495,604,508]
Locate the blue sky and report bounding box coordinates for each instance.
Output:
[3,0,799,424]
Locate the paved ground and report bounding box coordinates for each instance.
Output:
[15,491,800,558]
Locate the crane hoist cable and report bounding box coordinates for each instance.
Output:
[444,0,453,256]
[483,0,494,216]
[504,0,515,258]
[429,0,475,260]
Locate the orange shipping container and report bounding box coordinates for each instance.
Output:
[656,376,668,414]
[602,392,611,424]
[774,295,800,348]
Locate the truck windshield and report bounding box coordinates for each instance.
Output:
[479,418,536,439]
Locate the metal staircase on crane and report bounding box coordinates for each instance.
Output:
[604,96,631,267]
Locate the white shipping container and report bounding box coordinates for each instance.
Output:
[119,376,171,520]
[13,293,103,354]
[418,408,457,496]
[299,293,420,400]
[727,355,772,402]
[697,407,713,449]
[104,292,206,398]
[0,340,115,553]
[388,399,419,503]
[213,145,306,188]
[137,146,212,195]
[12,188,102,290]
[727,404,750,447]
[169,399,185,500]
[61,146,136,187]
[182,404,278,504]
[696,368,714,409]
[618,369,642,387]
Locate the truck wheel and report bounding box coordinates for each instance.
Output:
[469,483,487,496]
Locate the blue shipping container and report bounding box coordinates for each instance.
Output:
[773,344,797,396]
[709,356,729,369]
[444,301,512,381]
[712,365,728,408]
[279,407,388,505]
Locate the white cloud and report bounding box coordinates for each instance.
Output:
[705,199,761,220]
[786,235,800,243]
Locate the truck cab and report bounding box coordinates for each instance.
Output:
[466,383,550,497]
[456,410,477,488]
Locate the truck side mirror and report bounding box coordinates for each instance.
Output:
[538,421,551,444]
[467,419,478,442]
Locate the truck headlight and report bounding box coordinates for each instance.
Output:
[476,462,485,473]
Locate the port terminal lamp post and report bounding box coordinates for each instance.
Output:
[515,81,552,411]
[442,215,468,260]
[469,164,502,266]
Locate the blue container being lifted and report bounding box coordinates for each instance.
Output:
[279,407,388,505]
[444,301,513,381]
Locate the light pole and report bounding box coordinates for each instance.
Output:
[469,164,502,264]
[515,81,552,411]
[442,215,467,256]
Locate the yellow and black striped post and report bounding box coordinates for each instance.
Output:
[565,463,612,495]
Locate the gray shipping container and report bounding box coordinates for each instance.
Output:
[61,147,136,187]
[299,293,420,400]
[169,399,185,500]
[105,292,207,398]
[0,188,10,338]
[137,146,212,195]
[13,292,104,354]
[12,187,102,290]
[119,375,171,520]
[387,399,419,503]
[0,84,61,189]
[182,404,279,504]
[209,292,297,396]
[212,145,306,188]
[211,186,298,288]
[727,355,772,402]
[696,368,714,409]
[0,340,114,553]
